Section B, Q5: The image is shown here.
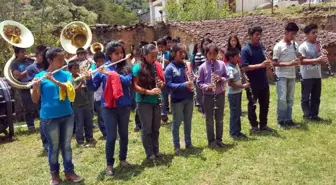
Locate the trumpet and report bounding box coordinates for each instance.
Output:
[74,54,131,82]
[317,41,334,77]
[211,61,218,110]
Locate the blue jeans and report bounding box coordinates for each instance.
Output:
[103,106,130,166]
[171,99,193,148]
[19,89,35,128]
[94,101,106,137]
[74,105,93,142]
[161,86,169,117]
[42,114,75,173]
[276,78,295,122]
[228,93,242,136]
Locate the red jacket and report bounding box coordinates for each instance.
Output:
[104,71,123,108]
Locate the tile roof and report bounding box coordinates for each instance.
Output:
[169,15,336,50]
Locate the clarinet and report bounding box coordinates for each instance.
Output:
[184,60,194,92]
[238,64,256,105]
[262,45,279,81]
[292,39,303,81]
[211,61,219,110]
[317,41,334,77]
[153,64,163,108]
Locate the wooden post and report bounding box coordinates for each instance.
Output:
[271,0,274,14]
[241,0,244,17]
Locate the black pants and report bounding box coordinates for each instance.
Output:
[247,87,270,128]
[301,78,321,117]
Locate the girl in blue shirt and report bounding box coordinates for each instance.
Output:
[31,47,82,185]
[85,41,133,176]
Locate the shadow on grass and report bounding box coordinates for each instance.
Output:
[307,119,333,125]
[180,146,206,161]
[250,129,284,139]
[0,135,16,145]
[211,143,235,153]
[96,154,175,182]
[59,180,86,185]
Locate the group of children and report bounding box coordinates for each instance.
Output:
[11,21,329,184]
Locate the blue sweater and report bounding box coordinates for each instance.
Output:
[86,61,132,108]
[165,61,194,103]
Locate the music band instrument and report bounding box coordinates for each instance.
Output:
[74,54,131,82]
[317,41,334,77]
[184,60,194,92]
[153,62,163,108]
[211,61,219,110]
[238,64,256,105]
[26,65,69,88]
[292,39,303,81]
[262,45,279,82]
[90,42,104,54]
[0,20,35,89]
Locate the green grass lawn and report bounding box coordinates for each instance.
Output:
[1,78,336,185]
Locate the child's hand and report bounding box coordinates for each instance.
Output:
[157,79,164,88]
[243,83,250,89]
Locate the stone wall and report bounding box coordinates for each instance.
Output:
[285,14,336,33]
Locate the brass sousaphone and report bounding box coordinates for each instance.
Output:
[61,21,93,78]
[90,42,104,54]
[0,20,35,89]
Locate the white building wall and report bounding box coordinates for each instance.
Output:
[236,0,269,12]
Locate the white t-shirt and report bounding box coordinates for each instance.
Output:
[298,41,322,79]
[272,40,298,79]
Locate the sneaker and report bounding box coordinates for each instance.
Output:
[147,154,156,161]
[260,126,273,132]
[86,138,97,145]
[216,141,226,148]
[50,171,61,185]
[175,148,182,155]
[311,116,323,122]
[134,127,141,132]
[77,140,85,147]
[232,133,247,140]
[250,127,260,133]
[28,127,36,134]
[303,115,311,120]
[105,166,113,176]
[155,152,164,158]
[202,114,206,118]
[186,144,194,149]
[208,141,218,148]
[278,121,287,129]
[120,160,133,168]
[65,170,83,183]
[286,120,298,127]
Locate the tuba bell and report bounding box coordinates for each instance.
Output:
[60,21,92,55]
[90,42,104,54]
[0,20,35,89]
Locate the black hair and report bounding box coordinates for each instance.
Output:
[285,22,299,32]
[76,47,87,55]
[225,48,240,61]
[163,35,172,41]
[105,41,130,75]
[139,41,149,48]
[248,26,263,36]
[170,43,184,60]
[157,38,167,46]
[303,24,318,34]
[205,43,219,55]
[227,35,242,51]
[139,44,157,91]
[200,38,212,54]
[93,52,105,62]
[172,36,181,44]
[13,46,25,55]
[45,47,63,62]
[68,59,80,71]
[35,45,47,55]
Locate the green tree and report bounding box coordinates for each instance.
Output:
[165,0,232,21]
